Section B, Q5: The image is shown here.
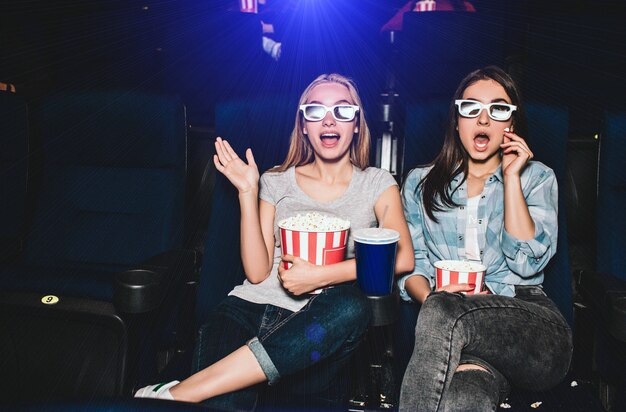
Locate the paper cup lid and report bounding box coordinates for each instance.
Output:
[353,228,400,244]
[434,260,486,272]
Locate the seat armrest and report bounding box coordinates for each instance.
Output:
[579,271,626,342]
[0,291,127,398]
[114,249,197,314]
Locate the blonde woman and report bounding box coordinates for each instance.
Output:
[136,73,413,409]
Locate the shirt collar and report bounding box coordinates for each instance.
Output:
[492,165,504,183]
[451,165,504,183]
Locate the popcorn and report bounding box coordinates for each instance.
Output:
[530,401,543,408]
[499,402,512,409]
[570,380,578,387]
[436,260,485,272]
[279,212,350,232]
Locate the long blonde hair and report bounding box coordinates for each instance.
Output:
[272,73,370,172]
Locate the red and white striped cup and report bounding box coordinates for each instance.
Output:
[279,227,349,270]
[414,0,437,12]
[434,260,486,295]
[239,0,258,13]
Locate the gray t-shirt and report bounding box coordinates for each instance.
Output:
[228,165,397,312]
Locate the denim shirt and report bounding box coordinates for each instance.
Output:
[398,161,558,300]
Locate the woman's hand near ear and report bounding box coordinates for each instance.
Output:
[500,129,536,241]
[500,129,533,177]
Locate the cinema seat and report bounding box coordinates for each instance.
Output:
[0,91,192,402]
[525,103,573,326]
[579,111,626,411]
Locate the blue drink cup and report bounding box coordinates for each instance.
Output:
[353,228,400,296]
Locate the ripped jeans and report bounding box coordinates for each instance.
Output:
[193,285,371,411]
[399,286,572,412]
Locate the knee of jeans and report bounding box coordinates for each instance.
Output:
[421,292,465,323]
[332,287,371,335]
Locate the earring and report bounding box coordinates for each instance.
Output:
[303,129,307,134]
[354,128,358,133]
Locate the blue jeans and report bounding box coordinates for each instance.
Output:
[192,284,371,411]
[399,286,572,412]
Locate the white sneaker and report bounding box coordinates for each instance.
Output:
[134,380,180,400]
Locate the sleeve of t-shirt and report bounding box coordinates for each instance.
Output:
[369,168,399,205]
[259,172,278,205]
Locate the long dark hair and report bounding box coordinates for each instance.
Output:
[419,66,527,222]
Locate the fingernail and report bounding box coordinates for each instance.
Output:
[468,283,476,289]
[504,127,510,132]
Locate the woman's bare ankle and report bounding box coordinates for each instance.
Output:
[168,382,196,403]
[456,363,489,373]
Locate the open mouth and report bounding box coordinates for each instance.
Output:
[320,133,340,147]
[473,133,489,152]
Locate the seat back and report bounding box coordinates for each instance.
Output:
[597,112,626,280]
[195,95,295,321]
[0,92,29,260]
[402,98,449,176]
[526,103,573,325]
[19,91,187,299]
[398,12,507,100]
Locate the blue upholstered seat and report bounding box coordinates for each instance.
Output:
[0,91,189,401]
[579,111,626,411]
[596,112,626,282]
[526,102,573,326]
[0,91,188,295]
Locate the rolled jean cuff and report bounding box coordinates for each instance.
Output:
[247,337,280,385]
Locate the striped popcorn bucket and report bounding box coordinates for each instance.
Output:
[239,0,258,13]
[434,260,486,295]
[279,227,349,270]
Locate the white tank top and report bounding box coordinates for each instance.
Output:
[465,195,481,261]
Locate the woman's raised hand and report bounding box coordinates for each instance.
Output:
[214,137,259,194]
[500,129,534,177]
